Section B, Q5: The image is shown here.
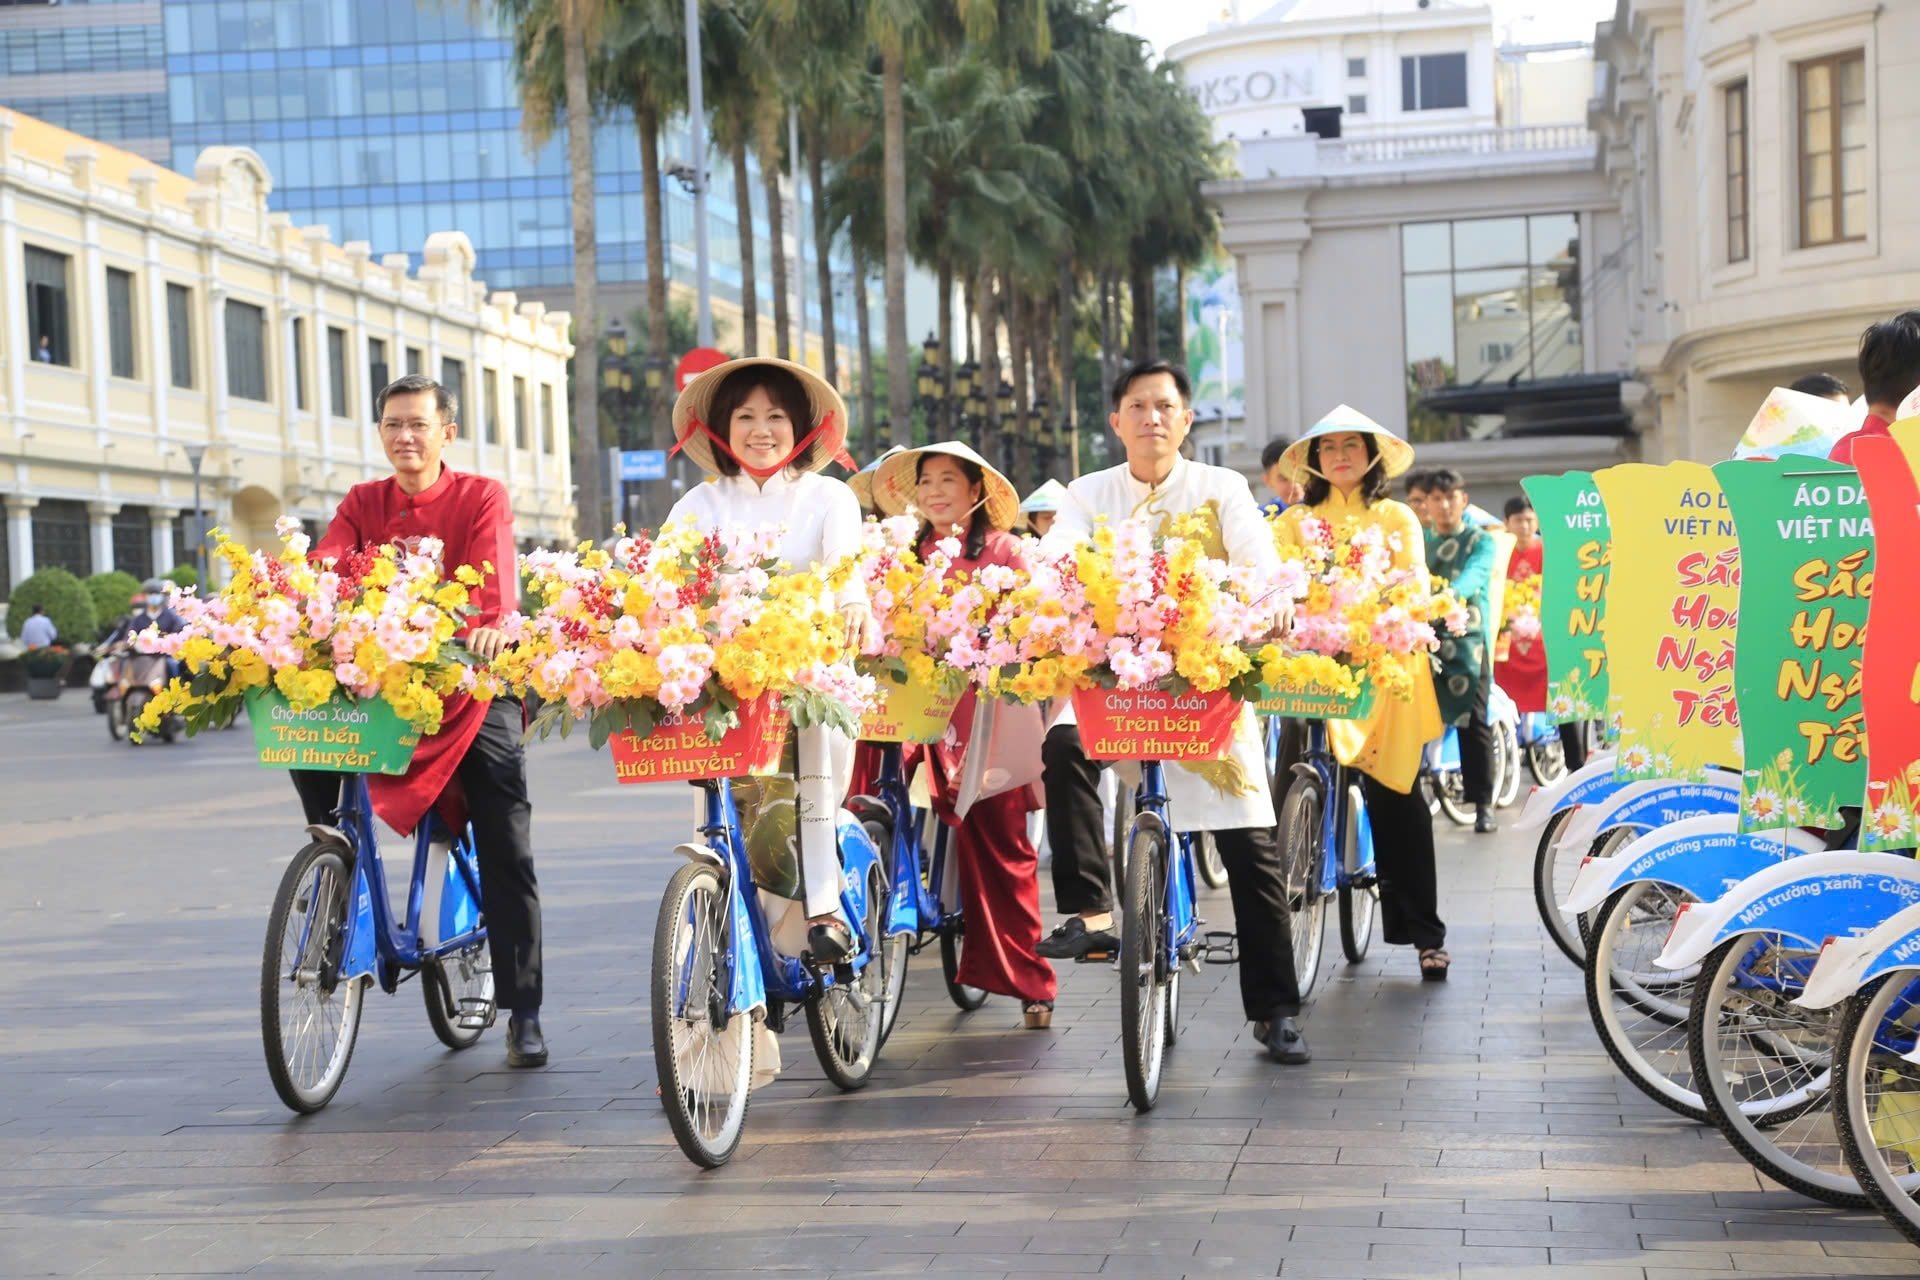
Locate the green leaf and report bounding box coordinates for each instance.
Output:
[587,711,613,752]
[628,702,657,741]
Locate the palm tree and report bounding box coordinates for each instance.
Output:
[705,1,762,356]
[601,2,688,445]
[498,0,607,536]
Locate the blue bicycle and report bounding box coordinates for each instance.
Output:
[1117,758,1209,1111]
[1277,718,1380,997]
[262,772,493,1114]
[652,773,894,1168]
[849,742,987,1034]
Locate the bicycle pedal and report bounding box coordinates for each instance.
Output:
[455,997,498,1031]
[1199,930,1239,965]
[1076,949,1116,964]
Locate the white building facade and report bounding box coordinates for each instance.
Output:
[0,107,576,599]
[1593,0,1920,461]
[1173,0,1633,493]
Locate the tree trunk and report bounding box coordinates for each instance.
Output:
[764,142,790,360]
[881,46,911,447]
[1173,263,1188,364]
[935,253,953,439]
[639,102,669,443]
[978,267,1003,469]
[1130,261,1155,362]
[853,243,876,456]
[962,274,976,364]
[1058,254,1078,476]
[1098,269,1115,398]
[1009,285,1029,487]
[732,135,757,356]
[806,122,836,386]
[563,5,600,538]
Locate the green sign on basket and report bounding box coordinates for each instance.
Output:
[1256,672,1376,721]
[246,688,421,775]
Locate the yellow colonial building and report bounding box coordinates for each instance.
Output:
[0,107,575,597]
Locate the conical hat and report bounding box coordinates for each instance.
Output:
[1276,404,1416,484]
[1020,478,1069,513]
[848,445,906,509]
[872,441,1022,531]
[1733,386,1863,460]
[670,356,854,477]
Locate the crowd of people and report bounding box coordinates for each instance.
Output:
[268,306,1920,1080]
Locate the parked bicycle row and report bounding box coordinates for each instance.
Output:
[1522,324,1920,1250]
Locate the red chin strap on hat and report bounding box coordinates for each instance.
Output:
[671,412,858,477]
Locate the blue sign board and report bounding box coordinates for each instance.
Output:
[619,450,667,481]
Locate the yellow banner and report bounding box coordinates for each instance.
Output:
[1592,462,1743,780]
[859,675,963,744]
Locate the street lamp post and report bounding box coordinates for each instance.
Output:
[184,443,208,587]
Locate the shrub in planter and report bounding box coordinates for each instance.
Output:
[5,567,97,645]
[85,570,141,634]
[21,644,71,677]
[165,563,199,590]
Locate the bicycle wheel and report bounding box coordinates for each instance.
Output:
[865,818,911,1047]
[806,863,888,1091]
[938,926,989,1011]
[1337,782,1376,963]
[422,940,494,1050]
[1689,934,1861,1207]
[1533,809,1586,966]
[1278,780,1327,999]
[261,841,365,1114]
[1434,768,1473,826]
[1195,832,1228,890]
[1584,881,1707,1121]
[1119,822,1170,1112]
[1527,734,1567,787]
[1833,975,1920,1244]
[652,859,752,1168]
[1495,725,1522,808]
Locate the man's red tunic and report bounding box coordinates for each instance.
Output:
[312,466,516,835]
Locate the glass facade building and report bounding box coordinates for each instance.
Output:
[159,0,823,312]
[4,0,828,325]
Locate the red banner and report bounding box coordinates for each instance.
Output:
[1071,687,1240,762]
[1855,433,1919,848]
[609,694,789,783]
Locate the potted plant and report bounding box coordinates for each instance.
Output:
[22,644,69,699]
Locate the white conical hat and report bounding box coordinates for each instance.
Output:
[1276,404,1415,484]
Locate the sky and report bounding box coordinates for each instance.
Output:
[1112,0,1619,59]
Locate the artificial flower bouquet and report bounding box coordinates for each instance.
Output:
[846,517,981,742]
[1272,512,1467,706]
[495,522,877,765]
[133,517,495,752]
[1500,572,1543,647]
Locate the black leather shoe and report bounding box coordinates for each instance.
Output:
[1474,805,1498,834]
[1035,917,1119,961]
[1261,1015,1311,1065]
[807,919,853,965]
[506,1013,548,1068]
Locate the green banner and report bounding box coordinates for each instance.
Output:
[1714,458,1870,830]
[246,688,421,774]
[1521,471,1611,724]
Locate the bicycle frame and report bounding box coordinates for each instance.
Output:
[867,743,958,942]
[322,774,487,994]
[1297,721,1377,897]
[688,777,882,1021]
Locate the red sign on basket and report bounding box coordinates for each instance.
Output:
[1070,687,1240,762]
[609,694,789,783]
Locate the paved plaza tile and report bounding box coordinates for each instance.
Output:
[0,694,1910,1278]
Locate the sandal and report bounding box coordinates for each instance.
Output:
[1022,1000,1054,1030]
[1418,948,1450,981]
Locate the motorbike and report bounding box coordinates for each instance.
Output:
[101,649,183,744]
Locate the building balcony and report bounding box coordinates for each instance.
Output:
[1229,123,1598,184]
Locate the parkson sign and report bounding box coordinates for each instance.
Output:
[1187,55,1320,114]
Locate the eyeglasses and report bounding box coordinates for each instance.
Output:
[378,418,444,439]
